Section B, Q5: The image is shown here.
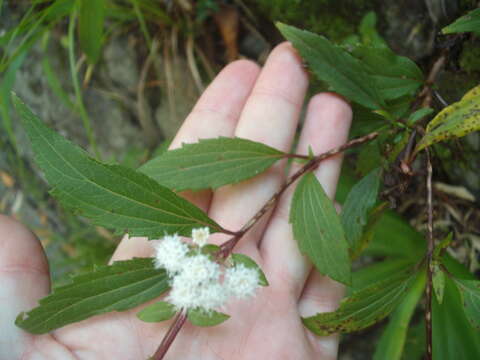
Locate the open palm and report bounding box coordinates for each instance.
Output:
[1,43,352,360]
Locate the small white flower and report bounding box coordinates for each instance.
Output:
[152,234,189,273]
[151,232,262,313]
[168,270,226,310]
[192,227,210,247]
[167,273,199,309]
[196,282,229,311]
[181,254,220,285]
[224,264,260,299]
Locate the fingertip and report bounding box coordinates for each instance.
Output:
[271,41,302,62]
[307,92,353,126]
[223,59,261,79]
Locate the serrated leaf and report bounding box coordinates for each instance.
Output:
[277,23,385,110]
[139,137,284,191]
[303,270,415,335]
[187,308,230,327]
[442,8,480,36]
[16,258,169,334]
[137,301,176,323]
[350,258,415,294]
[78,0,105,64]
[340,168,382,253]
[290,173,351,285]
[453,278,480,329]
[13,94,220,238]
[231,253,268,286]
[433,276,480,359]
[373,271,425,360]
[432,263,445,304]
[349,46,424,101]
[415,85,480,152]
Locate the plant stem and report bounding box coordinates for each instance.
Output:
[153,131,379,358]
[151,309,188,360]
[425,149,434,360]
[218,131,379,257]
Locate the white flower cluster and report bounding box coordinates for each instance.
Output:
[152,228,260,312]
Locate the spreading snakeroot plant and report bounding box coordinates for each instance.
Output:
[11,10,480,360]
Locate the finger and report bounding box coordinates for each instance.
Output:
[207,42,308,250]
[0,215,51,358]
[261,93,352,295]
[301,271,345,360]
[111,59,261,261]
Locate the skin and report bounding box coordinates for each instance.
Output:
[0,42,352,360]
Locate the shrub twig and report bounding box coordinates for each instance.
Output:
[425,148,434,360]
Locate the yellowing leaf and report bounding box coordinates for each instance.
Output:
[303,270,415,335]
[416,85,480,152]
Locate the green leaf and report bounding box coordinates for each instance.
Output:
[16,258,169,334]
[350,258,415,294]
[355,140,382,176]
[137,301,176,323]
[187,308,230,327]
[415,85,480,152]
[303,270,415,335]
[434,233,453,260]
[407,108,434,126]
[400,321,426,360]
[351,202,389,260]
[453,278,480,329]
[231,253,268,286]
[200,244,221,256]
[442,8,480,36]
[341,168,382,252]
[357,11,389,48]
[432,264,446,304]
[78,0,105,64]
[433,276,480,359]
[277,23,385,110]
[349,46,424,101]
[13,94,220,238]
[139,137,284,191]
[373,271,426,360]
[290,173,351,285]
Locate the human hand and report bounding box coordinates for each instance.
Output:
[0,42,352,360]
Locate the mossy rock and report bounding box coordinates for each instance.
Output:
[249,0,374,42]
[460,40,480,74]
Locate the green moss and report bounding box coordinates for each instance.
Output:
[251,0,373,42]
[459,42,480,74]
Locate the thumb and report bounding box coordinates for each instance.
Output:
[0,215,50,358]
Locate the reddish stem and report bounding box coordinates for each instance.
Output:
[151,309,188,360]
